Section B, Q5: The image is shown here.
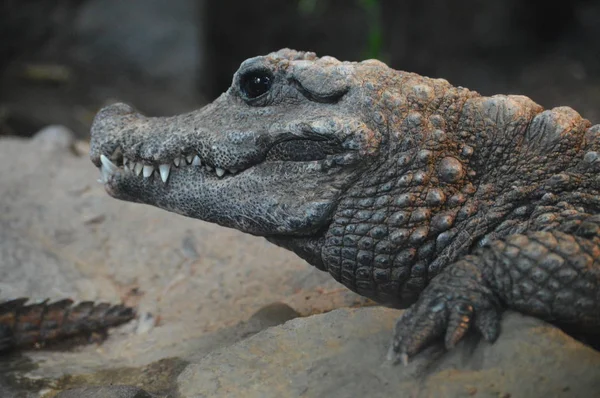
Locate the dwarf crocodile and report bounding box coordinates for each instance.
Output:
[89,49,600,363]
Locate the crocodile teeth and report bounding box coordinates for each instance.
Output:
[100,150,243,182]
[158,164,171,183]
[100,154,119,182]
[99,168,109,183]
[100,154,118,172]
[143,165,154,178]
[192,155,202,166]
[134,162,143,176]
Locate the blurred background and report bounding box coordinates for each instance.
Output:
[1,0,599,139]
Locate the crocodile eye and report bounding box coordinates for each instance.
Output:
[240,70,273,99]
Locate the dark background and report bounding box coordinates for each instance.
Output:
[1,0,599,138]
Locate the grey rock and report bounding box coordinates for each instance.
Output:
[246,302,301,329]
[31,125,75,151]
[56,385,154,398]
[177,307,600,398]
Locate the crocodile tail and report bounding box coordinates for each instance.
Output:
[0,298,135,352]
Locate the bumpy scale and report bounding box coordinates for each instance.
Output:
[89,49,600,362]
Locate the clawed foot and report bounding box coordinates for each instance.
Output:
[387,261,502,365]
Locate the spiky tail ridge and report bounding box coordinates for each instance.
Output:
[0,298,135,352]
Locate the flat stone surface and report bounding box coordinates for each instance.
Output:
[55,385,154,398]
[177,307,600,398]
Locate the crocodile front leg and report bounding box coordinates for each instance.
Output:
[387,258,502,364]
[388,213,600,363]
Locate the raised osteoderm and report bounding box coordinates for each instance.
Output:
[90,49,600,363]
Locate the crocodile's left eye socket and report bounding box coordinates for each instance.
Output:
[240,70,273,99]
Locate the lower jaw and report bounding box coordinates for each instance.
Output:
[100,168,185,208]
[97,157,344,238]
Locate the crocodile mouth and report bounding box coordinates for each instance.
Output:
[94,142,343,236]
[97,149,242,185]
[94,135,349,188]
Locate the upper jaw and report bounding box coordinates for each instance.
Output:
[90,102,267,185]
[94,150,343,236]
[89,103,347,236]
[89,101,364,187]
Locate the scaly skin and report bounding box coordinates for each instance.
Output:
[89,49,600,362]
[0,298,135,352]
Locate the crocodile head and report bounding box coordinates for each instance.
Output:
[90,49,391,266]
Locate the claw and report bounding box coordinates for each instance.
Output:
[387,262,501,364]
[386,343,399,363]
[386,343,410,366]
[444,302,473,349]
[474,307,501,342]
[400,352,409,366]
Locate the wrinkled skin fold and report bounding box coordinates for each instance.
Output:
[91,49,600,362]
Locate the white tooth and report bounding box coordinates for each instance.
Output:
[205,165,213,171]
[159,164,171,183]
[124,163,130,172]
[143,165,154,178]
[98,169,107,184]
[134,162,143,176]
[215,167,226,177]
[173,157,181,167]
[100,166,111,182]
[186,155,194,164]
[100,154,119,182]
[123,157,129,167]
[192,155,201,166]
[100,154,119,173]
[229,169,238,174]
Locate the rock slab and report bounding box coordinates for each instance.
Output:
[177,307,600,398]
[56,385,154,398]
